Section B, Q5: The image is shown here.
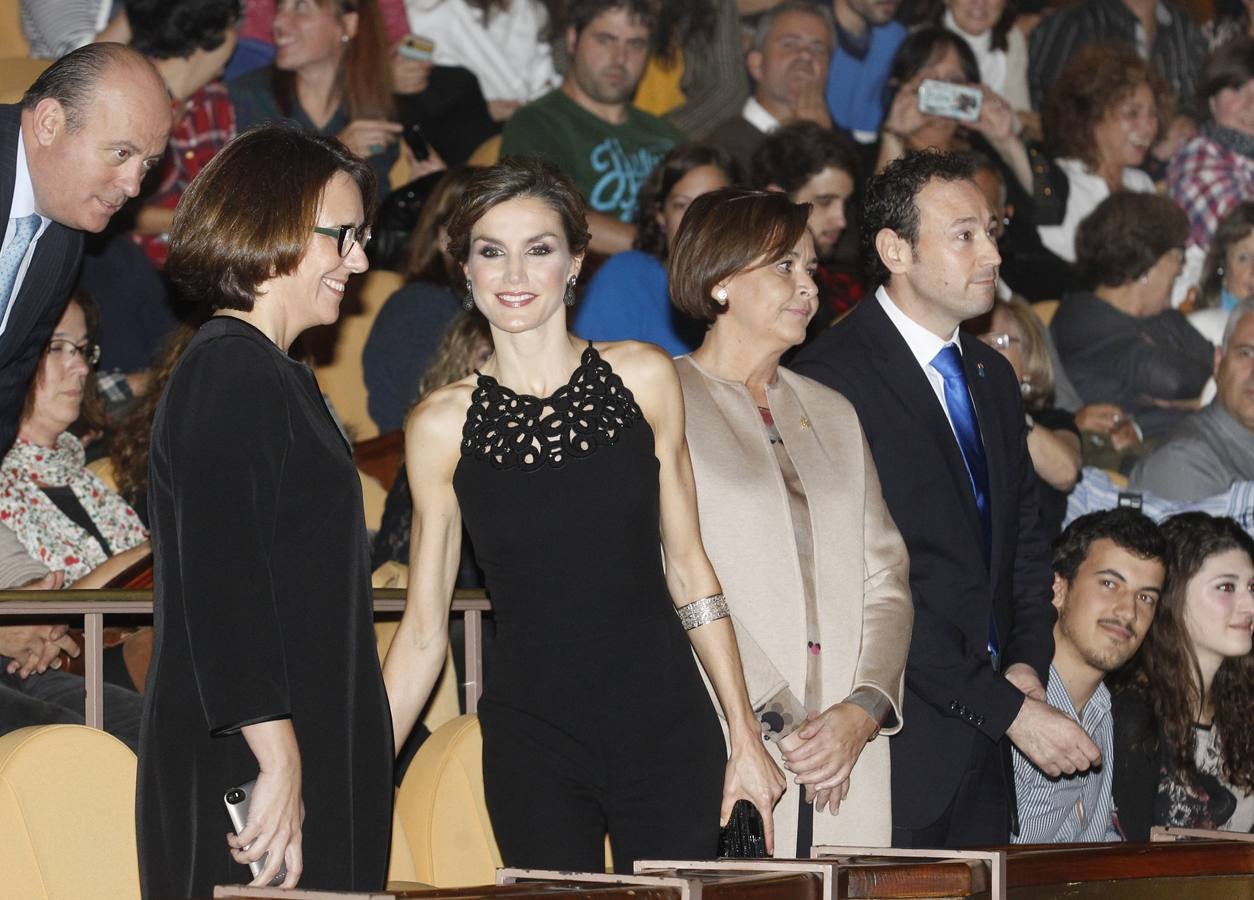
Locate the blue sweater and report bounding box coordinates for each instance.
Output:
[825,21,907,136]
[572,250,704,356]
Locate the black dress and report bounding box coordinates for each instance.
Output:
[453,344,725,874]
[137,317,392,898]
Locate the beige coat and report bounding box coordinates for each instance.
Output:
[676,355,913,854]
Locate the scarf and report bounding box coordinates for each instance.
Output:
[0,433,147,584]
[1206,120,1254,160]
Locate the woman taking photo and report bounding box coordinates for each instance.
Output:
[667,187,911,854]
[1113,513,1254,839]
[137,124,392,896]
[574,142,740,356]
[383,156,783,872]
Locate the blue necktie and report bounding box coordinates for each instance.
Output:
[932,343,1001,664]
[0,214,41,320]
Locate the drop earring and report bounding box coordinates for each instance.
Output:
[462,279,475,311]
[564,275,577,306]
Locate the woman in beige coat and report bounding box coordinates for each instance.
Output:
[668,188,913,855]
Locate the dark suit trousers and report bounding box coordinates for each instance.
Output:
[891,733,1010,848]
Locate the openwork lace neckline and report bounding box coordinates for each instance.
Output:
[461,344,642,471]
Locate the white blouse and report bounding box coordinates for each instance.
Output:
[1037,158,1156,263]
[943,10,1031,114]
[403,0,560,103]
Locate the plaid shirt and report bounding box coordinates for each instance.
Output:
[132,82,236,269]
[1028,0,1206,111]
[1167,126,1254,251]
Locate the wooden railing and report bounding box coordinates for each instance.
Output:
[0,587,490,728]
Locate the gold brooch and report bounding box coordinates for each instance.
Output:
[799,417,810,430]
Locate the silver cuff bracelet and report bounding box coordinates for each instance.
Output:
[677,593,730,631]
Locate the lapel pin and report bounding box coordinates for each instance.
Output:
[976,363,985,378]
[799,416,810,430]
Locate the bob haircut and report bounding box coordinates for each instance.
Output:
[445,156,591,267]
[1199,201,1254,310]
[668,187,811,323]
[167,123,377,313]
[1043,44,1172,171]
[1074,192,1188,289]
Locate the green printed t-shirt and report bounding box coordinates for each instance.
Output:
[500,89,684,222]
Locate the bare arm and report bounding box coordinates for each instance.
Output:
[1026,424,1081,492]
[70,541,152,588]
[613,343,785,849]
[381,388,466,755]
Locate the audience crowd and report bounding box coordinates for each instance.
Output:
[3,0,1254,894]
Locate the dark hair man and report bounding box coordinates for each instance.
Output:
[1013,509,1166,842]
[499,0,683,256]
[792,149,1100,847]
[3,44,171,452]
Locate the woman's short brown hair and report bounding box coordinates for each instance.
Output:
[668,187,811,323]
[167,123,376,313]
[445,156,591,267]
[1043,44,1172,172]
[1075,192,1188,288]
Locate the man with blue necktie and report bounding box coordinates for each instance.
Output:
[791,149,1100,848]
[1,42,170,452]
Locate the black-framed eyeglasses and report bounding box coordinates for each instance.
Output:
[46,338,101,366]
[313,224,372,258]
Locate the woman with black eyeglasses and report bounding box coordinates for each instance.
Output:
[0,288,150,585]
[136,124,392,898]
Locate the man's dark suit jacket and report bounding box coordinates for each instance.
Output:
[0,104,84,453]
[791,294,1056,832]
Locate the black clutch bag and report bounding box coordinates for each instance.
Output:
[718,799,767,858]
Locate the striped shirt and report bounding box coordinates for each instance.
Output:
[1012,664,1120,843]
[1027,0,1206,112]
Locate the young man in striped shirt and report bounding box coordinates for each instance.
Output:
[1012,509,1167,843]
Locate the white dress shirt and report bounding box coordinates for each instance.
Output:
[2,127,52,336]
[876,285,970,438]
[741,97,782,135]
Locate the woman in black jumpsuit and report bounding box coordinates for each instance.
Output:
[383,158,785,873]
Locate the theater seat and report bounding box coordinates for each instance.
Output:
[0,0,30,58]
[467,135,501,167]
[0,57,47,104]
[1032,299,1060,327]
[313,269,402,443]
[0,724,140,900]
[393,715,501,886]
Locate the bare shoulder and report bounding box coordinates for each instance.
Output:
[403,375,476,470]
[595,340,679,396]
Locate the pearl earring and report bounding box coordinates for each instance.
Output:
[715,288,728,302]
